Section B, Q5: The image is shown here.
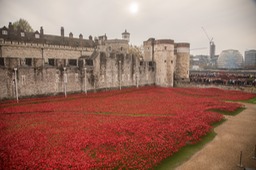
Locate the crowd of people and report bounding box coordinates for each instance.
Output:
[190,71,256,87]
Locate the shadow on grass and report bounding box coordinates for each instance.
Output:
[154,119,226,170]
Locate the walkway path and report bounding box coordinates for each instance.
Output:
[176,102,256,170]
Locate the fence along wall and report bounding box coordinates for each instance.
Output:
[0,54,155,100]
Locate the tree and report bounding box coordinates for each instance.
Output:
[13,18,34,32]
[129,45,143,60]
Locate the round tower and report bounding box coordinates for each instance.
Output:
[174,43,190,81]
[154,39,175,87]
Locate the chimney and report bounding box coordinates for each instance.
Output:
[61,27,64,37]
[40,26,44,35]
[79,34,83,39]
[8,22,14,31]
[69,32,73,38]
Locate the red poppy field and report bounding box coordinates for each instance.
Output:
[0,87,255,169]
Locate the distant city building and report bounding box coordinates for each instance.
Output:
[210,41,215,59]
[190,55,210,70]
[190,54,218,70]
[244,50,256,69]
[217,49,243,69]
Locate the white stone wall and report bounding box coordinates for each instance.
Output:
[154,43,175,87]
[175,46,190,80]
[144,44,153,61]
[0,53,155,100]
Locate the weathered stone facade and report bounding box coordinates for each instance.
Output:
[143,39,190,87]
[0,23,189,100]
[174,43,190,81]
[0,54,154,100]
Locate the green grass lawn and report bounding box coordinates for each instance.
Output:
[209,107,245,116]
[242,97,256,104]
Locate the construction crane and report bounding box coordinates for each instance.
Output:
[201,27,215,59]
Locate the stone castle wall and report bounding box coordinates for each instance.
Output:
[0,52,155,100]
[0,36,190,100]
[0,41,94,65]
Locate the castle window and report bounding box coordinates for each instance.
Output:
[121,47,123,51]
[149,61,153,66]
[2,30,8,35]
[165,46,167,50]
[25,58,32,66]
[78,59,84,67]
[48,58,55,66]
[35,34,40,39]
[21,32,25,37]
[68,59,77,66]
[171,60,173,64]
[86,59,93,66]
[164,60,166,63]
[0,58,4,66]
[140,61,143,66]
[21,75,26,85]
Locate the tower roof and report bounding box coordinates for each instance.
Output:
[122,29,130,35]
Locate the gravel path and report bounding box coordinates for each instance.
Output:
[176,102,256,170]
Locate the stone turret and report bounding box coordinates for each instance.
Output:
[144,38,176,87]
[154,39,175,87]
[174,43,190,81]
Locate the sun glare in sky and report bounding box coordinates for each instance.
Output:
[129,2,139,15]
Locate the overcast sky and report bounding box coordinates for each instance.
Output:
[0,0,255,55]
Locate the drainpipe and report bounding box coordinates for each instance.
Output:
[14,68,19,103]
[84,67,87,94]
[41,48,44,67]
[119,60,121,90]
[63,67,67,97]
